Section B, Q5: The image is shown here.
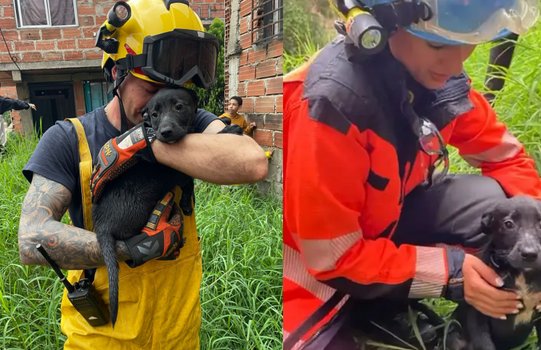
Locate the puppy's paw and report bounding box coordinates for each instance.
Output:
[218,124,244,136]
[181,205,193,217]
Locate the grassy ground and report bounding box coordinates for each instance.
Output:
[0,133,282,350]
[285,6,541,349]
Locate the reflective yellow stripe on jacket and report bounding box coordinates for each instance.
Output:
[61,118,202,350]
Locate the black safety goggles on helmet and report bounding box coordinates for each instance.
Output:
[114,29,219,90]
[418,117,449,188]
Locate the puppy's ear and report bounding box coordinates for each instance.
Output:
[481,212,493,233]
[185,88,199,110]
[142,107,149,122]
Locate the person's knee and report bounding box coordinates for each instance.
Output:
[448,174,507,201]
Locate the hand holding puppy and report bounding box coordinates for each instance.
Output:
[91,123,157,204]
[124,191,185,268]
[463,254,522,319]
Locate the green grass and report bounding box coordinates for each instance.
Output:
[0,133,282,349]
[285,11,541,350]
[2,111,11,126]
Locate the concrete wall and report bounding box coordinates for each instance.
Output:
[224,0,283,197]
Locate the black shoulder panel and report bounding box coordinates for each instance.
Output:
[302,36,380,135]
[323,276,412,299]
[426,72,474,130]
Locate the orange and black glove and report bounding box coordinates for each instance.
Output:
[124,191,186,268]
[91,122,157,204]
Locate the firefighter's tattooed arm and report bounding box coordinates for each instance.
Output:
[18,174,132,270]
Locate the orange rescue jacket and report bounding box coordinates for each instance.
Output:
[283,39,541,349]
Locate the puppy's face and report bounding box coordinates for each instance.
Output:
[483,196,541,272]
[142,87,198,143]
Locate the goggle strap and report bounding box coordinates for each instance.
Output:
[116,53,148,72]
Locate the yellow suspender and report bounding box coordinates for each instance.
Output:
[65,118,94,232]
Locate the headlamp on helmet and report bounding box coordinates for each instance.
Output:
[331,0,432,55]
[95,1,132,54]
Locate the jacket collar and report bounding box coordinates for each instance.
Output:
[363,45,474,130]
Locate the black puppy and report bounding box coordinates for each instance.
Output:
[446,195,541,350]
[91,87,243,327]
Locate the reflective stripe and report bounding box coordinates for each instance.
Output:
[462,130,522,167]
[294,231,362,272]
[283,330,304,350]
[408,246,447,298]
[284,244,351,349]
[284,244,336,301]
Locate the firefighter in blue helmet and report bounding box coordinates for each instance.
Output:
[357,0,537,45]
[283,0,540,349]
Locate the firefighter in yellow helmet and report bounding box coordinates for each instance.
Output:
[18,0,268,348]
[96,0,221,133]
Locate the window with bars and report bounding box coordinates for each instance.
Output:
[14,0,78,28]
[251,0,283,44]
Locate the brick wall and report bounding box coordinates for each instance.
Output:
[1,0,224,134]
[225,0,231,98]
[224,0,283,149]
[224,0,283,195]
[0,0,114,64]
[0,0,224,65]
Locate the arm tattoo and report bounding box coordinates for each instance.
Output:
[18,174,131,270]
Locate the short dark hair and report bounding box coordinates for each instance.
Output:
[230,96,243,106]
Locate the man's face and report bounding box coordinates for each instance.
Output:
[227,99,240,114]
[113,68,164,127]
[388,28,477,90]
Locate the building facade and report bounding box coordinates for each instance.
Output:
[0,0,224,135]
[224,0,283,195]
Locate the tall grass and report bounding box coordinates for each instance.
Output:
[285,9,541,349]
[0,132,282,349]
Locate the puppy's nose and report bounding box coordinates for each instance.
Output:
[160,127,173,139]
[521,247,538,262]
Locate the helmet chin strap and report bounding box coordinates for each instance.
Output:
[108,71,130,133]
[115,90,129,134]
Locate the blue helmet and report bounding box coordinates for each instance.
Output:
[361,0,539,45]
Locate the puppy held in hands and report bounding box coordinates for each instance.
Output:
[446,195,541,350]
[91,87,243,328]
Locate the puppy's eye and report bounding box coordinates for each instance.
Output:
[152,112,158,118]
[176,104,183,110]
[504,220,515,229]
